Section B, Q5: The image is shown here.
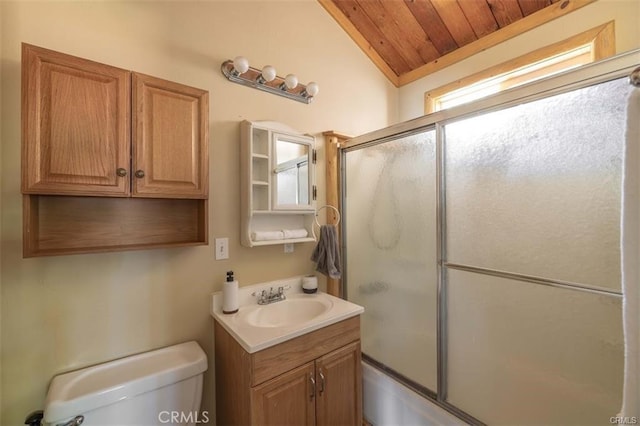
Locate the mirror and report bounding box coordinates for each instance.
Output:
[273,134,313,210]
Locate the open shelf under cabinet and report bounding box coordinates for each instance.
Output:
[23,195,208,257]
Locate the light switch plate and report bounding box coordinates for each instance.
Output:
[284,243,294,253]
[215,238,229,260]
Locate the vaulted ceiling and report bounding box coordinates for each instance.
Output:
[319,0,596,86]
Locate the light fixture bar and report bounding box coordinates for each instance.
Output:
[221,59,318,104]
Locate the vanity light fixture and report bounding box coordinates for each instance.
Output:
[221,56,319,104]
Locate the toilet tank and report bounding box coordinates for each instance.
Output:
[43,341,208,426]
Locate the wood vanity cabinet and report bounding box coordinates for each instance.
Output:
[21,43,208,256]
[215,316,362,426]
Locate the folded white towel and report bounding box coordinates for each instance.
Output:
[283,229,308,239]
[251,231,284,241]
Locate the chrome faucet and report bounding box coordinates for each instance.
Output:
[252,286,290,305]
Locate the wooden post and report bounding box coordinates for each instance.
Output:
[323,131,351,297]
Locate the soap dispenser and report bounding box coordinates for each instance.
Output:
[223,271,239,314]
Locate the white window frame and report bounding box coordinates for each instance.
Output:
[424,21,616,115]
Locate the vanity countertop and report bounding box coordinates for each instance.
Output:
[211,276,364,353]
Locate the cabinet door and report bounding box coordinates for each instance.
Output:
[132,73,208,199]
[22,44,131,196]
[316,342,362,426]
[271,131,315,211]
[251,361,316,426]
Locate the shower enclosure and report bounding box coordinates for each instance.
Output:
[340,50,639,425]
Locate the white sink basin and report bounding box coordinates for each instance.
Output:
[211,276,364,353]
[242,296,334,328]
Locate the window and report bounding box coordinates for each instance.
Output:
[424,22,615,114]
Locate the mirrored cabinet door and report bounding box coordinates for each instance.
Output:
[272,132,314,211]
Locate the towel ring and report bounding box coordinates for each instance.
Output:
[314,205,341,228]
[312,205,340,241]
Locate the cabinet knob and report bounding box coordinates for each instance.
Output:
[116,168,127,177]
[135,170,145,178]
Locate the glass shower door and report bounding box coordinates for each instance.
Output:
[344,129,438,392]
[341,52,637,425]
[443,77,629,425]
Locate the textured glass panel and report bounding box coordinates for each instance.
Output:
[445,78,632,290]
[277,167,297,205]
[345,130,437,391]
[447,269,623,425]
[298,163,309,205]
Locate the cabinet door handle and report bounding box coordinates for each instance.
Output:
[116,168,127,177]
[319,369,325,395]
[134,170,145,178]
[309,373,316,400]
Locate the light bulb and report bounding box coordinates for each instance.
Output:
[233,56,249,74]
[305,82,319,97]
[284,74,298,90]
[261,65,277,82]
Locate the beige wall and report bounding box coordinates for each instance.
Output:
[398,0,640,121]
[0,1,396,424]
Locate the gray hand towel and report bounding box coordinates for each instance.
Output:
[311,224,342,279]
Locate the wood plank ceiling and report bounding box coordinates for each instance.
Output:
[319,0,595,86]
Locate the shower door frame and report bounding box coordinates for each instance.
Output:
[335,48,640,424]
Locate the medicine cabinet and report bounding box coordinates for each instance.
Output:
[240,120,316,247]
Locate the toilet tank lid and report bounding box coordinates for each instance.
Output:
[43,341,207,423]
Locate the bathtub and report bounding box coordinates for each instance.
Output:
[362,362,465,426]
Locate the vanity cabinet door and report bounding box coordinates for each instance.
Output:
[315,342,362,426]
[22,44,131,196]
[251,361,316,426]
[132,73,208,199]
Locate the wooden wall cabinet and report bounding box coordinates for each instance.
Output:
[215,316,362,426]
[21,43,209,257]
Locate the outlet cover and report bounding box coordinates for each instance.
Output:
[284,243,294,253]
